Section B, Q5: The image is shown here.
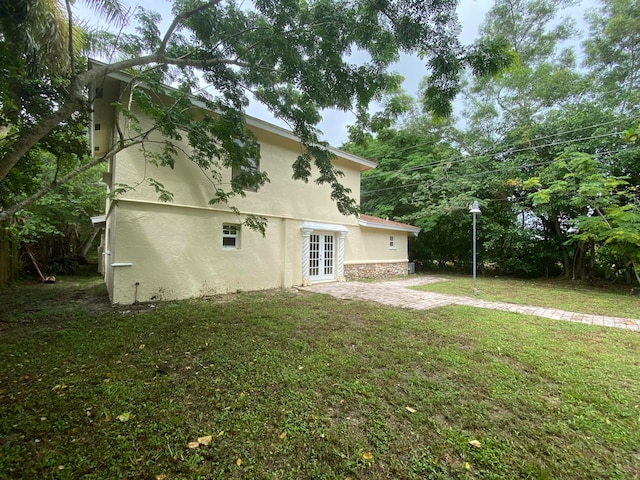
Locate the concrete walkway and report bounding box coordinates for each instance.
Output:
[300,276,640,332]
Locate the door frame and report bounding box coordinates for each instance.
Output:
[301,221,348,285]
[308,232,335,282]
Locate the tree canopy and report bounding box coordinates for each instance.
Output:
[348,0,640,285]
[0,0,512,227]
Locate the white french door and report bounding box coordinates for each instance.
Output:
[309,233,335,281]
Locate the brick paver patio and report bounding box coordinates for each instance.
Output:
[300,276,640,331]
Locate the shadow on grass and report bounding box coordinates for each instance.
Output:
[0,265,110,324]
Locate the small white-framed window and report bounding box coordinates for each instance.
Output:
[222,224,240,249]
[389,235,396,249]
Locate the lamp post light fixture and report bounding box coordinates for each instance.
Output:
[469,200,481,295]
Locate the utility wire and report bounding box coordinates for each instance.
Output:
[362,145,639,195]
[361,119,640,182]
[366,114,640,173]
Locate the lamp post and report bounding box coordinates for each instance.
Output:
[469,200,481,295]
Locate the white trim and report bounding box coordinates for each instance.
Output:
[111,262,133,267]
[88,59,376,170]
[222,223,240,249]
[300,221,349,233]
[91,215,106,227]
[301,221,348,284]
[358,218,421,236]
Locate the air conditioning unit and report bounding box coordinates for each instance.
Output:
[408,262,415,274]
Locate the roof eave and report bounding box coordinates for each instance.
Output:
[358,219,421,237]
[88,58,376,170]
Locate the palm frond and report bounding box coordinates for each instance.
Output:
[78,0,129,28]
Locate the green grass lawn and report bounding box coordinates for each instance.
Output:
[1,276,639,479]
[414,275,640,319]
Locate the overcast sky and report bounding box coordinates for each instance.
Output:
[74,0,598,147]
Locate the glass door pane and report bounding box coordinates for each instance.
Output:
[323,234,334,276]
[309,234,320,277]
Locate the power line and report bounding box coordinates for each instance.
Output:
[363,114,640,177]
[361,145,639,196]
[360,117,640,182]
[357,106,640,171]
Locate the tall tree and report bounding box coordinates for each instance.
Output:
[525,151,640,284]
[0,1,129,277]
[455,0,596,279]
[0,0,512,225]
[584,0,640,114]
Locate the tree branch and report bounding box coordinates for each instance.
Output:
[158,0,224,54]
[65,0,76,75]
[0,88,84,182]
[0,139,144,223]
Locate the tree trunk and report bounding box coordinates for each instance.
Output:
[0,93,84,182]
[0,221,19,286]
[548,216,572,279]
[588,242,596,281]
[80,227,101,259]
[572,242,588,281]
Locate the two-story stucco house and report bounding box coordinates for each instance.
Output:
[90,66,420,305]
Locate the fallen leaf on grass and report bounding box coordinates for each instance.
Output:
[188,435,214,448]
[279,432,287,440]
[236,458,242,466]
[405,406,416,413]
[117,412,131,422]
[139,344,145,350]
[362,451,373,460]
[469,440,481,448]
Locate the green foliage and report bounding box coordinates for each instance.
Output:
[0,73,104,274]
[15,163,106,273]
[523,150,640,284]
[1,0,516,232]
[584,0,640,112]
[346,0,640,283]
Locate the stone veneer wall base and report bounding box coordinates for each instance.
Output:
[344,262,408,280]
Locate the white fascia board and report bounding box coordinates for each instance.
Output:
[91,215,106,227]
[301,221,349,233]
[358,219,421,237]
[88,59,376,170]
[242,114,377,170]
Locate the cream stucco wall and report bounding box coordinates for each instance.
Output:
[109,103,363,227]
[344,227,410,266]
[95,75,415,304]
[108,201,307,304]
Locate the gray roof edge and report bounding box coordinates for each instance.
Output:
[88,58,376,169]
